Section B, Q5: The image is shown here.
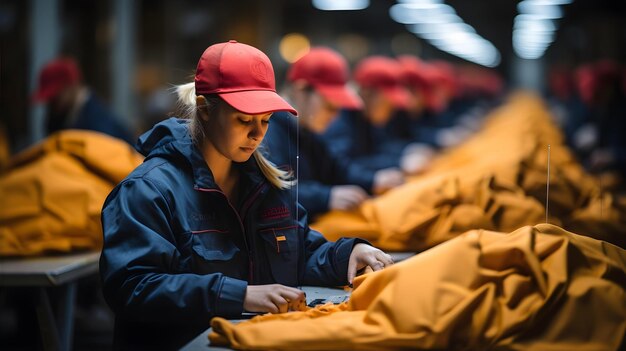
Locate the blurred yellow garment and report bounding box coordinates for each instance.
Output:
[210,224,626,351]
[0,130,143,256]
[312,92,626,251]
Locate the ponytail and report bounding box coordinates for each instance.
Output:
[174,82,205,143]
[174,82,197,119]
[254,150,295,190]
[174,82,295,189]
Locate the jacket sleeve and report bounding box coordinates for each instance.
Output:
[294,203,369,286]
[322,113,358,159]
[296,181,332,219]
[99,178,247,324]
[312,134,375,193]
[297,137,376,218]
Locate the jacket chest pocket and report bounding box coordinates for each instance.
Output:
[258,226,300,286]
[190,229,240,273]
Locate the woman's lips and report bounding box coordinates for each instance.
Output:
[240,146,256,153]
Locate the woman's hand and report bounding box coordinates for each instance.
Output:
[372,168,405,194]
[243,284,306,314]
[347,243,394,284]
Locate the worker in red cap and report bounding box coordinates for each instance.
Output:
[398,55,434,118]
[262,47,404,218]
[570,60,626,177]
[100,40,393,349]
[398,57,481,151]
[322,55,429,174]
[31,57,134,143]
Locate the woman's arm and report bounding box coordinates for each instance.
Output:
[99,178,247,323]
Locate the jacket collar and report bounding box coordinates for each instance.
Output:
[136,117,266,191]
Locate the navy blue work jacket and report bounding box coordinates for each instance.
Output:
[99,118,365,349]
[47,92,135,144]
[262,112,375,218]
[321,109,403,171]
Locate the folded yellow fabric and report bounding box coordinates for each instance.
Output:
[313,92,626,251]
[210,224,626,350]
[0,130,143,256]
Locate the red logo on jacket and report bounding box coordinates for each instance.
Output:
[260,206,291,220]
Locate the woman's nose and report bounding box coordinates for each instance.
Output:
[249,123,263,140]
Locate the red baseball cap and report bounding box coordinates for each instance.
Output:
[575,64,596,105]
[195,40,297,115]
[353,56,410,109]
[398,55,434,91]
[288,47,363,110]
[31,58,81,103]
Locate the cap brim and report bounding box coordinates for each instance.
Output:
[381,86,411,109]
[219,90,298,116]
[316,85,363,110]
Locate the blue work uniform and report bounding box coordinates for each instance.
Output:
[48,92,135,144]
[262,111,375,218]
[321,109,403,171]
[100,117,366,349]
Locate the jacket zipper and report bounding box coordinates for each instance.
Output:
[240,182,267,223]
[238,182,267,282]
[195,183,267,283]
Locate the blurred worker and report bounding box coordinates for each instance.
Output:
[322,56,423,173]
[31,57,134,143]
[398,57,477,151]
[577,60,626,178]
[546,65,590,148]
[263,47,404,218]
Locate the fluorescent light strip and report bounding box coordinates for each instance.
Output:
[312,0,369,11]
[513,0,573,59]
[390,0,501,67]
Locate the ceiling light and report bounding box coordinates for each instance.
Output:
[312,0,369,11]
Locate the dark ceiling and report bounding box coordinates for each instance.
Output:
[278,0,626,72]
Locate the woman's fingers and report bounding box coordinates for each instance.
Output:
[271,286,306,314]
[377,252,394,267]
[348,244,396,284]
[269,293,289,314]
[347,259,357,285]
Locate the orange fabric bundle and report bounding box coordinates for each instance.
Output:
[0,130,143,256]
[312,92,626,251]
[209,224,626,350]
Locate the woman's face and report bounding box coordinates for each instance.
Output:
[303,91,340,134]
[204,102,272,163]
[290,84,340,134]
[364,89,395,126]
[406,86,426,117]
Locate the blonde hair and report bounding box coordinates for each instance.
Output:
[174,82,294,189]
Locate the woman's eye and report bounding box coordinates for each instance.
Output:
[238,118,252,124]
[262,120,270,125]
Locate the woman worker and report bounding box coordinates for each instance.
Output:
[99,40,393,349]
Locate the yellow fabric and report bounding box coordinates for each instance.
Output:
[312,92,626,251]
[0,130,143,256]
[209,224,626,350]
